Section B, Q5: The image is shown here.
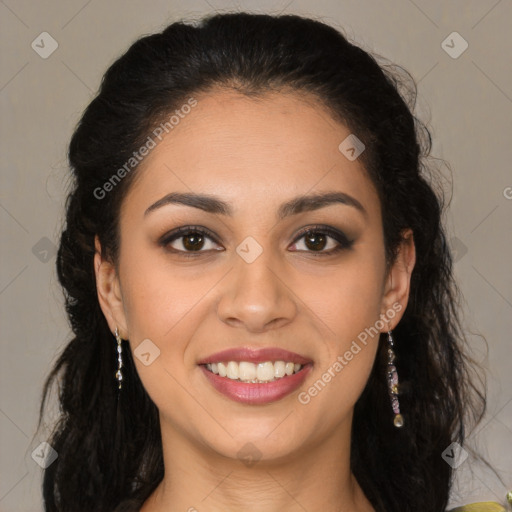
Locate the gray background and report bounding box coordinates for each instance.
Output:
[1,1,511,510]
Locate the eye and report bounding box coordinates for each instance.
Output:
[289,225,354,256]
[159,226,222,256]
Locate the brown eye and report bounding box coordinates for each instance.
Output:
[290,225,354,256]
[303,231,328,251]
[159,226,222,255]
[181,232,206,251]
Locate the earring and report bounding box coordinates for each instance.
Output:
[114,327,123,390]
[387,330,404,428]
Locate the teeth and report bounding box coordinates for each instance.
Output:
[257,361,274,381]
[226,361,238,380]
[205,360,305,383]
[274,361,286,378]
[239,361,256,380]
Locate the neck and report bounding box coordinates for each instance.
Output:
[141,414,375,512]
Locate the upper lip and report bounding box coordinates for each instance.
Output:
[197,347,313,365]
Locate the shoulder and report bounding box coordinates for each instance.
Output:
[447,502,507,512]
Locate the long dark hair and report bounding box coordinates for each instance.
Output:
[35,11,488,511]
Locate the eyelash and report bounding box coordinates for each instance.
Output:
[158,224,354,258]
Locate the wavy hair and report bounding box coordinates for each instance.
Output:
[35,11,488,511]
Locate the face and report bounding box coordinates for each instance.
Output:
[95,89,415,464]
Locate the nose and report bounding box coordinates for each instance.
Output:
[216,245,297,333]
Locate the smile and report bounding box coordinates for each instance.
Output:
[205,360,303,383]
[199,361,313,404]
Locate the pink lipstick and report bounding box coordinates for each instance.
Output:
[198,347,313,405]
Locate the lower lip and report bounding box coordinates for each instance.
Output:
[199,363,313,405]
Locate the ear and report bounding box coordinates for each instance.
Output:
[94,235,128,338]
[380,229,416,331]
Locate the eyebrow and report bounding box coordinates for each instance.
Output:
[144,191,367,219]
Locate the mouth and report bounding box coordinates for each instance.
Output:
[201,360,310,383]
[197,347,313,404]
[198,358,313,405]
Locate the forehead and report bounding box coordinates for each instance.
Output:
[121,89,379,221]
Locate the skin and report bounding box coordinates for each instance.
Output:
[94,89,416,512]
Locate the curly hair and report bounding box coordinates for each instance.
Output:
[35,11,488,512]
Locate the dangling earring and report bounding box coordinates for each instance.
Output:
[387,330,404,428]
[114,327,123,390]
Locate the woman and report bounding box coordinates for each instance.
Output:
[35,11,507,512]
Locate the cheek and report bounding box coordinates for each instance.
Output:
[120,260,210,415]
[303,254,385,345]
[119,249,228,398]
[299,283,382,426]
[119,237,211,338]
[297,247,385,416]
